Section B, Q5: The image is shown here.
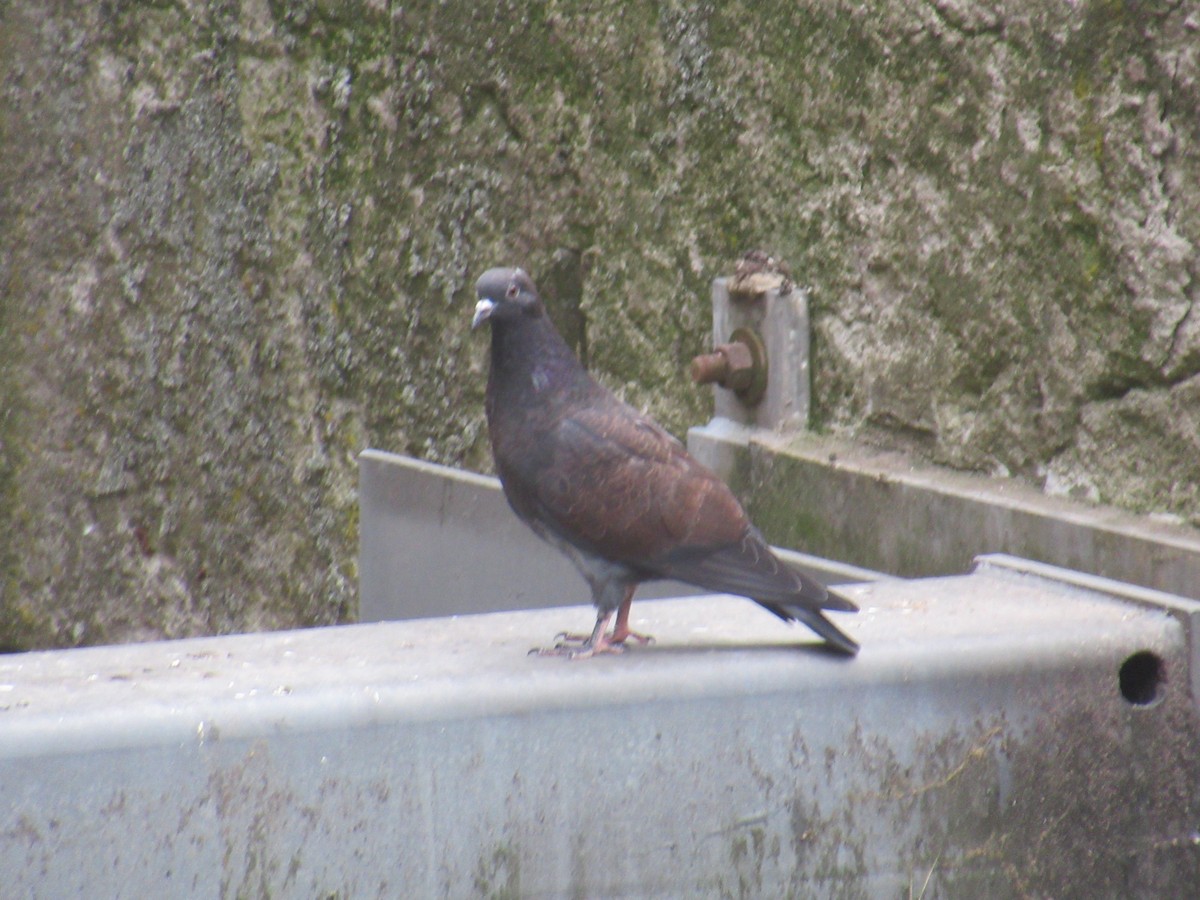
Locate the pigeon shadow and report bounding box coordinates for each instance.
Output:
[607,639,857,660]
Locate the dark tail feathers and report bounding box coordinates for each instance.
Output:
[790,607,859,656]
[759,585,859,656]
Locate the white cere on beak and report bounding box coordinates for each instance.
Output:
[472,298,496,329]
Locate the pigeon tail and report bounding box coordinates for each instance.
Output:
[758,600,860,656]
[819,586,859,613]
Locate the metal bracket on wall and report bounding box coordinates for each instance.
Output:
[696,276,811,432]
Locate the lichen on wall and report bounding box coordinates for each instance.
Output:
[1,0,1197,648]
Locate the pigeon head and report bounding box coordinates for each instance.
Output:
[472,267,543,330]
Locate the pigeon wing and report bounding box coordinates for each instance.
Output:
[532,402,848,612]
[530,401,749,565]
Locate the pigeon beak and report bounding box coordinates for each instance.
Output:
[472,298,496,330]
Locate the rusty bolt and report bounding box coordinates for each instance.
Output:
[690,349,728,385]
[690,340,754,390]
[690,327,768,405]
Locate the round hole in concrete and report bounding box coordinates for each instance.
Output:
[1119,650,1165,707]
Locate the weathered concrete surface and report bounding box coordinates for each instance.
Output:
[2,564,1198,897]
[2,2,1198,647]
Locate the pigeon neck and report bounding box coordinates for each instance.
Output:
[489,313,584,386]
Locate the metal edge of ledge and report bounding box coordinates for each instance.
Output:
[360,448,497,490]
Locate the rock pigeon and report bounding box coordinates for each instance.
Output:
[472,266,858,658]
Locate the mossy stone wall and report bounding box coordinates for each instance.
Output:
[2,1,1197,647]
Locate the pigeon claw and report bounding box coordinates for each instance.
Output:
[552,630,591,644]
[529,594,655,659]
[529,638,626,660]
[609,627,655,647]
[544,626,655,651]
[530,611,641,658]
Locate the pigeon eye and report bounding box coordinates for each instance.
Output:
[506,284,519,300]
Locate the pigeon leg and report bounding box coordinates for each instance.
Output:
[550,587,653,648]
[608,586,654,646]
[531,609,625,659]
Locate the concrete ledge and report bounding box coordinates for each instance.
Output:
[2,560,1197,896]
[689,420,1200,600]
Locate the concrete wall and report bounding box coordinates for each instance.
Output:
[2,1,1198,648]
